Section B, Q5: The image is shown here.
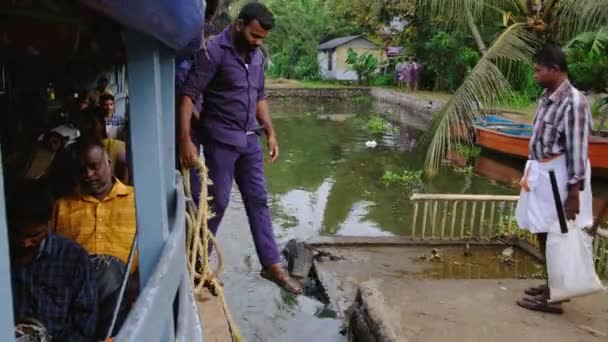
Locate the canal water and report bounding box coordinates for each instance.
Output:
[215,96,604,341]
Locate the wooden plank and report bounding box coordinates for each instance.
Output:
[469,202,477,238]
[431,200,438,239]
[411,193,519,201]
[450,201,458,239]
[479,201,486,237]
[508,202,516,233]
[440,201,448,239]
[412,202,419,237]
[488,202,496,239]
[422,201,429,239]
[460,202,468,238]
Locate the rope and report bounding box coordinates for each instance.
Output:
[15,320,50,342]
[182,158,243,342]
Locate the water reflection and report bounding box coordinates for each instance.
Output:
[266,98,514,238]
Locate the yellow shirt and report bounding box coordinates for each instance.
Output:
[103,138,126,176]
[52,179,137,268]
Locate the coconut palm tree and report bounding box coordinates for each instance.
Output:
[417,0,608,175]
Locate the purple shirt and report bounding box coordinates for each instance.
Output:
[180,26,266,147]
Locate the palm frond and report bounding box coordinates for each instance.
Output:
[553,0,608,40]
[417,0,523,29]
[422,23,541,175]
[565,27,608,58]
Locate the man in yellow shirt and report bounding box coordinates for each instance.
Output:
[52,139,136,339]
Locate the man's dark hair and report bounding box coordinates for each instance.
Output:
[6,184,54,230]
[533,45,568,73]
[73,137,106,159]
[237,2,274,30]
[99,93,115,103]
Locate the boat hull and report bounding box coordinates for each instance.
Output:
[475,127,608,172]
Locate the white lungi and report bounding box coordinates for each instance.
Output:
[515,155,593,234]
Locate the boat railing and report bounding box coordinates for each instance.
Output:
[115,175,202,341]
[410,193,608,277]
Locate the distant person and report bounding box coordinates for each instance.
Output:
[409,57,422,92]
[86,76,113,108]
[99,94,126,141]
[9,186,97,341]
[395,58,406,83]
[178,2,302,294]
[52,139,136,339]
[515,45,593,314]
[398,58,411,90]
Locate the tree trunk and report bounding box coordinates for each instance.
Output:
[466,10,487,55]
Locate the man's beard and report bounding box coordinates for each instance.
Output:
[235,32,256,52]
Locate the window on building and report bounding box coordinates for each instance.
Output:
[327,50,333,71]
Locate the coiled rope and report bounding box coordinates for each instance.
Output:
[182,158,243,342]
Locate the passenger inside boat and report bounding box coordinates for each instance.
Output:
[8,184,98,342]
[50,138,138,340]
[1,8,140,340]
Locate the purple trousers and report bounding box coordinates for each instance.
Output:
[190,134,280,267]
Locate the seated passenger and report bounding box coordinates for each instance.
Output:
[9,187,97,341]
[79,111,129,184]
[6,129,75,198]
[98,94,126,141]
[85,76,113,108]
[51,139,136,339]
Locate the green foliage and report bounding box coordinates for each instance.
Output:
[327,0,414,36]
[294,55,321,80]
[421,31,482,91]
[366,116,386,134]
[380,170,423,189]
[568,51,608,91]
[265,0,360,80]
[498,91,535,109]
[370,74,396,86]
[593,95,608,131]
[564,28,608,91]
[454,165,474,175]
[346,49,380,85]
[455,144,481,161]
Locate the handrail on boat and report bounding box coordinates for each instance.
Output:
[115,175,202,342]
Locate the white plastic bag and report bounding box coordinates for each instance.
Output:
[546,224,605,303]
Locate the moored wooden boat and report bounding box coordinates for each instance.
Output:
[474,115,608,173]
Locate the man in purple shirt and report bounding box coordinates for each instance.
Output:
[178,3,302,294]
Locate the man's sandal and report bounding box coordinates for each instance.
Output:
[517,297,563,314]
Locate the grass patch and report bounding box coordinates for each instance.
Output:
[380,170,423,190]
[366,117,386,134]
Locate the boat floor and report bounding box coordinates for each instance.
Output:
[310,239,608,342]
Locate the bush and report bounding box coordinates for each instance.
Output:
[294,55,321,80]
[371,74,395,86]
[569,53,608,91]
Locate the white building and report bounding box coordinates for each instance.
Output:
[317,36,387,81]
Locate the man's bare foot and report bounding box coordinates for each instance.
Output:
[261,263,303,295]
